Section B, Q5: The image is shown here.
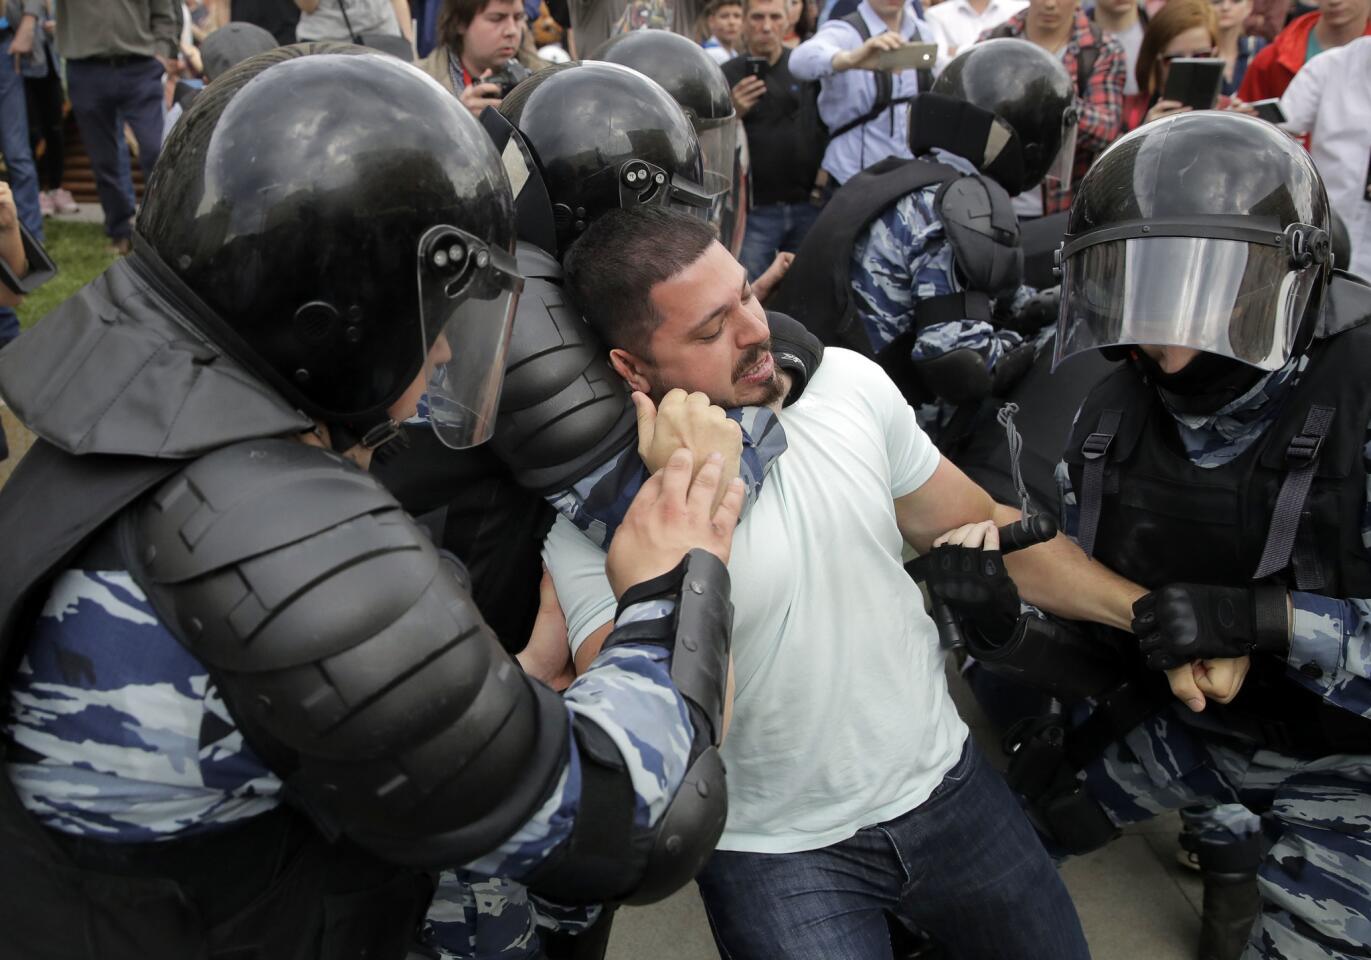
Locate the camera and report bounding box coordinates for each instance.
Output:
[483,62,529,98]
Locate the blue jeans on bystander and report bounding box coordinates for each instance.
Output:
[0,32,43,347]
[65,56,165,242]
[739,201,822,282]
[696,740,1090,960]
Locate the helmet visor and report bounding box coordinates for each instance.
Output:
[1042,109,1078,194]
[1055,236,1320,371]
[418,225,523,449]
[697,119,738,203]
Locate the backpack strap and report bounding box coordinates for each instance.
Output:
[1252,403,1336,587]
[1074,22,1103,99]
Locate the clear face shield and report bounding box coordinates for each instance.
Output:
[1054,222,1330,371]
[418,225,523,450]
[697,117,738,206]
[1040,103,1079,197]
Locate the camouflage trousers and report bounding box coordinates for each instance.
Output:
[1079,706,1371,959]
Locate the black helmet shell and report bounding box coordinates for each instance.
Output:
[1069,110,1329,233]
[139,45,515,421]
[498,60,703,249]
[592,29,735,128]
[932,38,1075,190]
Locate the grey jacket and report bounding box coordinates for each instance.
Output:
[55,0,182,61]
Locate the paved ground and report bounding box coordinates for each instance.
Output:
[601,662,1205,960]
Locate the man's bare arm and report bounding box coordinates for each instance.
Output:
[894,457,1144,631]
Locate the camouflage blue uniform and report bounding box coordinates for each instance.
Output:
[1055,355,1371,959]
[849,148,1034,440]
[3,513,702,960]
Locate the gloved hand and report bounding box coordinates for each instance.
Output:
[1001,286,1060,337]
[1131,583,1289,670]
[918,540,1022,643]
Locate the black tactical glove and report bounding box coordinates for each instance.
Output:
[1131,583,1290,670]
[1000,286,1060,337]
[918,543,1022,643]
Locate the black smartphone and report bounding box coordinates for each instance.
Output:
[1250,97,1286,124]
[1162,58,1225,111]
[744,56,769,79]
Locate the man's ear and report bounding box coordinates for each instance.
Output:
[609,348,653,394]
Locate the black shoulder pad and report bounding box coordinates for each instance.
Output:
[936,174,1024,300]
[766,311,824,405]
[129,438,570,867]
[492,272,635,494]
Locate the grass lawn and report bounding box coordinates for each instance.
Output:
[17,220,119,331]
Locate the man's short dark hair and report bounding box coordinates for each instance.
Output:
[564,206,718,357]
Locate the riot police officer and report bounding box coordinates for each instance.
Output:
[769,38,1080,502]
[592,29,748,257]
[0,44,740,960]
[927,112,1371,960]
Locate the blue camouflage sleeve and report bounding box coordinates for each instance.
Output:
[546,405,787,549]
[461,605,694,880]
[1283,423,1371,719]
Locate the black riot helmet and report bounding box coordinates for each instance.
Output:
[1054,112,1332,380]
[592,29,744,250]
[497,61,713,253]
[137,44,522,451]
[913,39,1078,196]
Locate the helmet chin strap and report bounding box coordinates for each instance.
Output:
[325,414,409,464]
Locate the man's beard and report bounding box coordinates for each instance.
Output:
[733,341,785,407]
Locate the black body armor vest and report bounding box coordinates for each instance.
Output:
[1064,325,1371,755]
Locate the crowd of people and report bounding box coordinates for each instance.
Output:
[0,2,1368,960]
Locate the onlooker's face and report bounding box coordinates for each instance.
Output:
[869,0,907,19]
[745,0,789,55]
[1026,0,1080,33]
[1157,25,1217,88]
[709,3,745,44]
[1095,0,1138,19]
[1210,0,1252,31]
[1319,0,1371,31]
[785,0,804,26]
[457,0,527,72]
[622,241,781,408]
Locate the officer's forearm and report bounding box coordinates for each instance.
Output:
[995,503,1146,631]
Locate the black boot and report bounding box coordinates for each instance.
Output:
[1196,834,1263,960]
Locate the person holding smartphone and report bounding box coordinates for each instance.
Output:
[1133,0,1253,127]
[723,0,826,279]
[789,0,945,186]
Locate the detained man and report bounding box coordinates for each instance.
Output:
[542,206,1147,960]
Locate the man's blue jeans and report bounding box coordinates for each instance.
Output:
[66,56,165,242]
[695,740,1090,959]
[739,201,822,282]
[0,32,43,347]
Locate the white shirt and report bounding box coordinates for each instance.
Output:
[703,36,738,64]
[1280,35,1371,280]
[790,0,946,184]
[296,0,401,41]
[543,349,968,854]
[925,0,1026,54]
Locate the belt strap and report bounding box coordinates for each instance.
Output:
[1253,403,1335,584]
[1076,408,1121,558]
[913,290,992,333]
